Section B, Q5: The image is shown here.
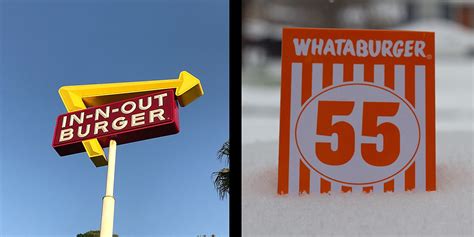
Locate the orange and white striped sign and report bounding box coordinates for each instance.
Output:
[278,28,435,194]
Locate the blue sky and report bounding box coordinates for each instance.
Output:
[0,1,229,236]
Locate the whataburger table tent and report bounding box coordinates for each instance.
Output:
[278,28,435,194]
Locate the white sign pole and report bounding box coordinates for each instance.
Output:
[100,140,117,237]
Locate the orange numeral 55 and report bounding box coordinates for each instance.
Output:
[316,101,400,166]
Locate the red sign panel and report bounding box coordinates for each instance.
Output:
[52,89,179,156]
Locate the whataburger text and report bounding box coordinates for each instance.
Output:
[293,38,426,58]
[57,92,169,143]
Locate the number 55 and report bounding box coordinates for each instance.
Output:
[316,101,400,166]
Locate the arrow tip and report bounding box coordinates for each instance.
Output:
[177,71,204,106]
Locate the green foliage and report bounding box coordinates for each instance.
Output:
[77,230,118,237]
[217,140,230,163]
[213,140,230,200]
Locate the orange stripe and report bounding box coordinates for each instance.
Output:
[384,179,394,192]
[277,61,292,194]
[301,62,313,104]
[405,64,416,106]
[322,62,333,88]
[343,63,356,193]
[404,64,416,191]
[321,179,331,193]
[381,64,396,192]
[384,63,395,89]
[363,187,373,193]
[426,62,436,191]
[364,63,375,193]
[320,63,333,193]
[342,64,353,194]
[343,63,353,82]
[364,64,374,82]
[341,186,352,193]
[299,63,312,194]
[405,163,416,191]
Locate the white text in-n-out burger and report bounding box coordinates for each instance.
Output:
[58,93,169,142]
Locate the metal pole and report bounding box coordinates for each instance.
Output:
[100,140,117,237]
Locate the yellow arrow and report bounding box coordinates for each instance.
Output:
[58,71,204,167]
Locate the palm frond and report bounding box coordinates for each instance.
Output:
[217,140,230,164]
[213,140,230,199]
[213,168,230,200]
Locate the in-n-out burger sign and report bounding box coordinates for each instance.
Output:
[52,72,203,237]
[53,89,179,156]
[53,71,203,166]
